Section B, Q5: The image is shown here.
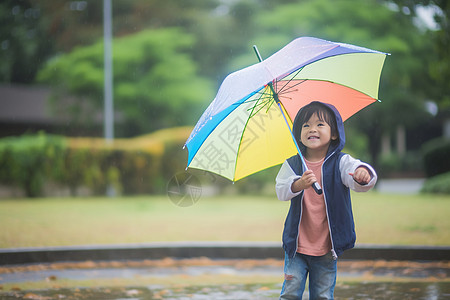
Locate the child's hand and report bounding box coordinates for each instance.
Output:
[350,167,371,185]
[291,170,317,192]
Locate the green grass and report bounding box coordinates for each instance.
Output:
[0,192,449,248]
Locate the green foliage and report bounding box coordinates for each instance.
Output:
[3,0,447,181]
[0,130,190,197]
[0,133,66,197]
[38,28,214,136]
[234,166,279,194]
[342,127,371,162]
[57,146,166,196]
[421,137,450,177]
[378,151,423,177]
[0,0,54,83]
[378,153,402,176]
[101,149,161,195]
[392,0,450,110]
[159,142,189,185]
[421,172,450,194]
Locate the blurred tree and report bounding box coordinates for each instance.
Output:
[0,0,53,83]
[37,28,213,136]
[185,0,259,81]
[0,0,221,83]
[390,0,449,110]
[240,0,436,165]
[3,0,444,158]
[0,0,263,138]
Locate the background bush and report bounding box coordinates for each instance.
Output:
[0,133,65,197]
[5,128,447,197]
[377,151,423,178]
[421,137,450,178]
[421,172,450,194]
[0,128,190,197]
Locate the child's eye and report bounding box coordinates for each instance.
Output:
[303,124,309,128]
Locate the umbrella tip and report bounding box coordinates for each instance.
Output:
[253,45,263,62]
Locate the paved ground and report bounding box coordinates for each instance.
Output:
[0,258,449,299]
[376,178,425,194]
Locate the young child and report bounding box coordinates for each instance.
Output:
[276,101,377,299]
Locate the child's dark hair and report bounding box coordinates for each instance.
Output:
[293,101,339,153]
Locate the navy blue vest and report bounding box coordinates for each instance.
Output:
[282,152,355,258]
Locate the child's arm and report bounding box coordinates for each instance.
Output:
[276,160,302,201]
[340,154,377,192]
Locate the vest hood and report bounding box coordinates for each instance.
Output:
[292,101,346,156]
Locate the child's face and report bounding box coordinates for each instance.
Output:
[300,113,337,154]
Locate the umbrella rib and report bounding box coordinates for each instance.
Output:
[250,99,273,117]
[247,89,273,118]
[278,79,307,95]
[242,89,271,104]
[242,86,275,117]
[279,80,307,94]
[276,80,307,102]
[276,67,304,94]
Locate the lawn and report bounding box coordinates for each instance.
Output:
[0,192,449,248]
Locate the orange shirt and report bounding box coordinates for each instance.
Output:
[297,158,332,256]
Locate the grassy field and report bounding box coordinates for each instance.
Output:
[0,192,449,248]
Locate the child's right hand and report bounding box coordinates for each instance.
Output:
[291,170,317,192]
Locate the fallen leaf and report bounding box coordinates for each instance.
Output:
[126,289,141,296]
[23,293,52,299]
[46,275,57,281]
[23,293,41,299]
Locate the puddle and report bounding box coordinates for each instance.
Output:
[0,259,449,299]
[0,285,280,300]
[336,282,450,300]
[1,282,449,299]
[0,265,282,284]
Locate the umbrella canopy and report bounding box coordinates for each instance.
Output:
[185,37,388,181]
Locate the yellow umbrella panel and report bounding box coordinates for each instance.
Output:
[188,87,297,181]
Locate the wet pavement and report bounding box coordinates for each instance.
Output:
[1,283,448,300]
[0,258,449,299]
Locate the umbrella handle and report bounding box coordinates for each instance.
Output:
[275,101,324,195]
[254,44,323,195]
[312,182,323,195]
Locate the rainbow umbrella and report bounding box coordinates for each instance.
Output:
[184,37,388,188]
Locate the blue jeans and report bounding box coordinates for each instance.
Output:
[280,251,337,300]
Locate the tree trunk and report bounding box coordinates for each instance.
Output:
[396,124,406,155]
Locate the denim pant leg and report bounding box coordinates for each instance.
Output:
[280,252,308,300]
[308,252,337,300]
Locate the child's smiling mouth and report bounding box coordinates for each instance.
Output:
[308,136,320,140]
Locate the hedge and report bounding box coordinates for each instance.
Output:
[421,172,450,194]
[0,128,191,197]
[0,133,65,197]
[421,137,450,178]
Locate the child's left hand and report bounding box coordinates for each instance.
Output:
[350,167,371,185]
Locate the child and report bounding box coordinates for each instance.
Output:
[276,101,377,299]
